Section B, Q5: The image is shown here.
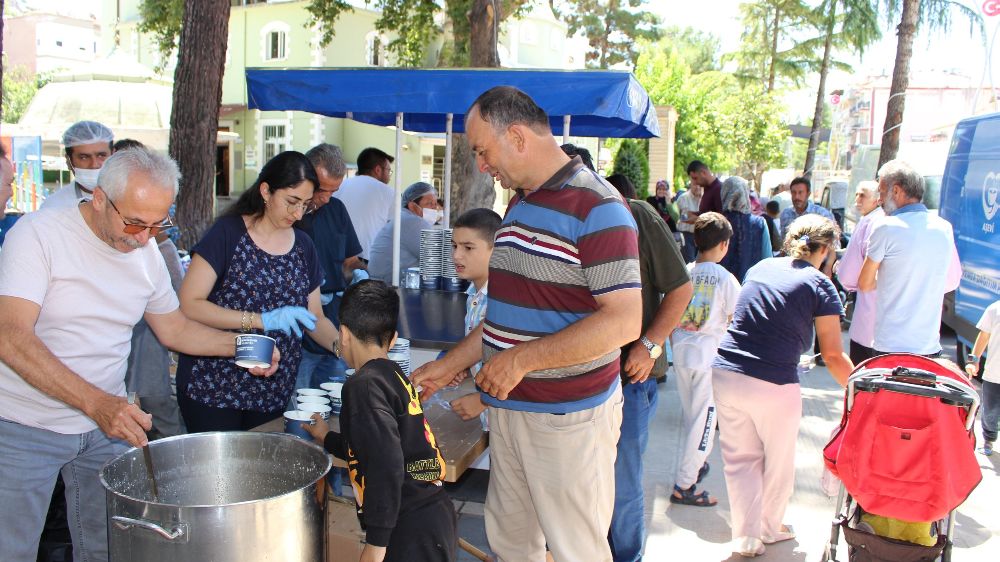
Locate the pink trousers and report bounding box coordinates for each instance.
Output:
[712,368,802,541]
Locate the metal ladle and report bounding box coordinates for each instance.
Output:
[127,392,159,501]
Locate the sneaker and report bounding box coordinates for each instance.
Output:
[980,441,995,456]
[736,537,765,557]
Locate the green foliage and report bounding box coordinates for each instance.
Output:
[660,25,721,74]
[612,139,650,199]
[725,0,815,91]
[1,64,51,124]
[880,0,983,37]
[634,39,789,190]
[309,0,530,68]
[305,0,355,47]
[724,85,790,184]
[634,41,737,187]
[551,0,661,69]
[138,0,184,71]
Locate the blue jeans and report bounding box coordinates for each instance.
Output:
[293,350,349,493]
[681,232,697,263]
[0,416,128,562]
[983,380,1000,443]
[608,378,660,562]
[290,349,348,409]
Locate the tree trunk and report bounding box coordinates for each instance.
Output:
[878,0,919,171]
[170,1,231,250]
[767,7,780,92]
[449,0,500,223]
[804,0,836,179]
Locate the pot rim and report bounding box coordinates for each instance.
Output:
[99,431,332,508]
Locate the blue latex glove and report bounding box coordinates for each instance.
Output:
[261,306,317,338]
[350,268,370,286]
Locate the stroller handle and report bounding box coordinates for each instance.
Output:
[847,367,980,431]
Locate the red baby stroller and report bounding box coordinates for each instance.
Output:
[821,354,982,562]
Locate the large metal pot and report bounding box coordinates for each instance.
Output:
[101,431,331,562]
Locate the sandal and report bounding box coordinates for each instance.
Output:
[697,461,710,484]
[670,484,718,507]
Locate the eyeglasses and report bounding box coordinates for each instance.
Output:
[283,199,316,215]
[106,197,174,236]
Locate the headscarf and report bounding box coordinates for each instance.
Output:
[721,176,752,214]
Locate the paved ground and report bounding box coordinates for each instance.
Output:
[451,332,1000,561]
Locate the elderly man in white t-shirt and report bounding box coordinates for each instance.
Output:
[0,148,279,562]
[858,159,961,356]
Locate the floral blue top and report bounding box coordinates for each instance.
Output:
[177,215,322,412]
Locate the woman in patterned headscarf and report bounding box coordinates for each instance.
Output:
[719,176,771,282]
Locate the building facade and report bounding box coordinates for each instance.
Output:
[2,12,100,75]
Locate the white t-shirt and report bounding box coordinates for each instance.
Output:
[333,174,396,260]
[40,183,91,210]
[867,204,961,354]
[0,205,178,433]
[671,261,740,371]
[675,191,701,234]
[976,301,1000,384]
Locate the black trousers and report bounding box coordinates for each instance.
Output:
[849,340,878,366]
[177,390,283,433]
[385,494,458,562]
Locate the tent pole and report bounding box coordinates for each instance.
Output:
[444,113,453,227]
[392,112,403,287]
[562,115,571,145]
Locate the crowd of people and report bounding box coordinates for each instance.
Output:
[0,83,991,562]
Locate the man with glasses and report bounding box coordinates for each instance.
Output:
[294,143,364,395]
[41,120,114,210]
[0,147,280,562]
[333,147,396,261]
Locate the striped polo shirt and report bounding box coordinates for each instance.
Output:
[481,156,641,414]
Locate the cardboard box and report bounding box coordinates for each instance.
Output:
[326,495,365,562]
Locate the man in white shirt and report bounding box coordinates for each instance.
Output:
[0,148,279,562]
[333,147,396,260]
[675,183,703,262]
[859,159,961,356]
[41,120,114,210]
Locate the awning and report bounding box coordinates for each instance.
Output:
[245,67,660,138]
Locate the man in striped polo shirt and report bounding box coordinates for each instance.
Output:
[418,86,642,561]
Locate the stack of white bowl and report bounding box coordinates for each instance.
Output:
[294,388,332,419]
[419,229,445,289]
[389,337,411,376]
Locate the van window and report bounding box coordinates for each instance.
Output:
[971,118,1000,154]
[923,175,942,210]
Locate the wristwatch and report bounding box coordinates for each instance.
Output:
[967,355,980,366]
[639,336,663,360]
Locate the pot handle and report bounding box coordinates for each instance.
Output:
[112,516,187,540]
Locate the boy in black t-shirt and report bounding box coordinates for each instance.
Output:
[304,280,456,562]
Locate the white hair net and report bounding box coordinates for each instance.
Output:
[62,121,114,148]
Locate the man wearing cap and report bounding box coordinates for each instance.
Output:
[367,181,441,284]
[0,147,280,562]
[41,120,114,210]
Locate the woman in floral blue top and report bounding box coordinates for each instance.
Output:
[177,151,340,432]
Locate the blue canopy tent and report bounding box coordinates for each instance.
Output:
[245,67,661,284]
